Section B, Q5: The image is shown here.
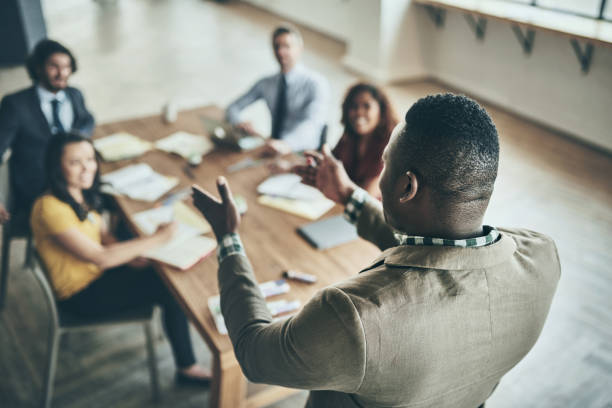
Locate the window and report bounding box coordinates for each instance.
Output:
[500,0,611,21]
[538,0,602,18]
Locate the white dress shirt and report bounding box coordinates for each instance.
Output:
[226,64,329,152]
[37,85,74,134]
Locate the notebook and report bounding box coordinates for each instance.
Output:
[93,132,152,161]
[297,215,358,250]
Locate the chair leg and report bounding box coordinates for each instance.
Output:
[0,229,12,310]
[24,235,34,268]
[144,321,160,401]
[42,330,61,408]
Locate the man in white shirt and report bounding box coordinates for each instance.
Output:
[226,24,329,155]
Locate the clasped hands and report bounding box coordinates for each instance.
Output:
[191,144,357,241]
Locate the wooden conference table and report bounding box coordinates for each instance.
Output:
[94,106,380,408]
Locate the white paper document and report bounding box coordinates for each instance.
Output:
[101,163,178,202]
[93,132,152,161]
[257,174,334,220]
[155,131,215,160]
[257,174,326,201]
[144,235,217,270]
[132,201,211,236]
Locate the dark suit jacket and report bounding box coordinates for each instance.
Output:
[0,85,95,212]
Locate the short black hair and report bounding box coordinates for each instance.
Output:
[45,132,102,221]
[395,94,499,203]
[272,24,303,46]
[26,39,77,82]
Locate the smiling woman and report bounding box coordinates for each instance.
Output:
[28,132,212,385]
[332,82,398,199]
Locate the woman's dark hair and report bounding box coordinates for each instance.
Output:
[45,132,103,221]
[340,82,397,142]
[26,39,77,82]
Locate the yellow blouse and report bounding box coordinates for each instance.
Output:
[30,194,103,300]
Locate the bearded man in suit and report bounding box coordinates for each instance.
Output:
[0,39,94,224]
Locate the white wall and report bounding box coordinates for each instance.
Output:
[243,0,352,41]
[243,0,612,152]
[419,7,612,152]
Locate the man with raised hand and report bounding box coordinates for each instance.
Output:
[225,24,329,156]
[193,94,560,408]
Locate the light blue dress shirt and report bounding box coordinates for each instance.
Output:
[37,86,74,134]
[225,64,329,152]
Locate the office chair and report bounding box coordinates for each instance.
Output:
[0,156,34,309]
[30,252,161,408]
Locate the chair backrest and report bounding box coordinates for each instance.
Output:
[0,154,11,208]
[30,251,61,329]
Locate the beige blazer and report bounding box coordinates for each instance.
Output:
[218,198,560,408]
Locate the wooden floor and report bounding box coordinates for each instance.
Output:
[1,1,611,407]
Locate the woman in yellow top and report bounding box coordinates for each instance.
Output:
[30,132,210,385]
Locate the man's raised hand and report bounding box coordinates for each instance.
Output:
[192,177,241,240]
[292,144,357,205]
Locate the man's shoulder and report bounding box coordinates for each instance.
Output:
[64,86,85,99]
[497,227,554,244]
[2,86,36,105]
[256,72,280,86]
[497,227,558,259]
[296,65,329,89]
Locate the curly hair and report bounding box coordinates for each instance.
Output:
[341,82,397,142]
[26,39,77,82]
[395,93,499,203]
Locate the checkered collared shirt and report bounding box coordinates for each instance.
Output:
[343,188,499,248]
[217,232,246,264]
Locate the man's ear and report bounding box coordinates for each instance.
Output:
[398,171,418,204]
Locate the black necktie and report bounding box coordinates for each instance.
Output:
[271,74,287,140]
[51,99,65,134]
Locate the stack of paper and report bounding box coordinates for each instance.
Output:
[93,132,152,161]
[155,131,215,161]
[257,174,335,220]
[101,163,178,202]
[132,201,215,270]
